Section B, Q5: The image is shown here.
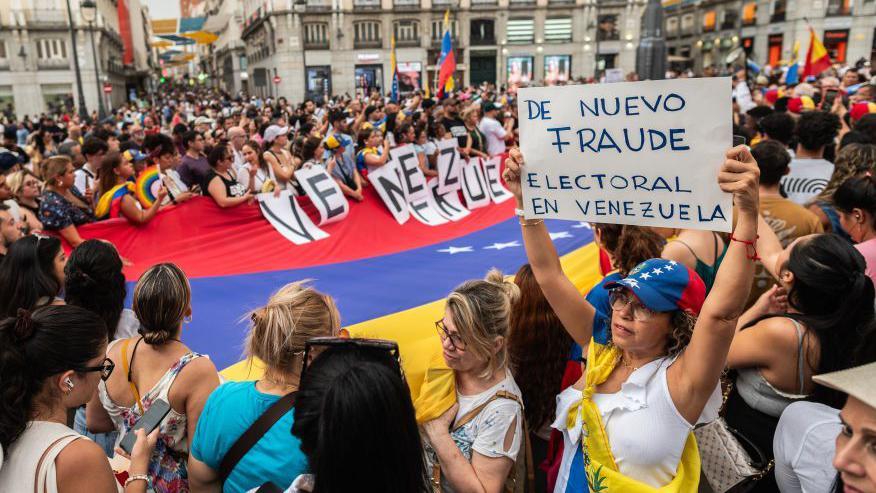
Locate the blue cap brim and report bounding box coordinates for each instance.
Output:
[604,279,678,313]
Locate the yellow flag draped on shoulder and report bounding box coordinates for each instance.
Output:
[568,340,701,492]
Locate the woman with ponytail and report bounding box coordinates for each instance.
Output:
[725,232,876,492]
[0,305,157,493]
[86,263,220,493]
[834,175,876,284]
[424,269,525,493]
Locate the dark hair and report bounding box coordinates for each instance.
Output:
[301,136,322,162]
[853,114,876,144]
[795,111,841,152]
[143,133,176,161]
[357,128,374,149]
[839,130,873,149]
[207,143,229,168]
[751,140,792,186]
[747,234,875,408]
[834,176,876,225]
[759,112,796,146]
[132,263,190,345]
[64,240,126,340]
[396,122,413,143]
[592,224,665,276]
[0,235,62,318]
[93,129,117,143]
[292,346,430,493]
[182,130,201,150]
[0,305,107,450]
[508,264,573,430]
[97,151,123,198]
[242,139,268,172]
[81,136,109,158]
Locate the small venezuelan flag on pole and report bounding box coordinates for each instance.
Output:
[390,31,399,102]
[437,9,456,98]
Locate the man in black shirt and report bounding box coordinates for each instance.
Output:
[441,98,467,148]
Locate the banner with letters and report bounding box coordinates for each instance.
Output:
[517,78,733,232]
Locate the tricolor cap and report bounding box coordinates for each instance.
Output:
[122,149,148,163]
[787,96,815,114]
[324,134,350,150]
[850,102,876,122]
[604,258,706,315]
[764,89,783,105]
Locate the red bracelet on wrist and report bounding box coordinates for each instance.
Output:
[730,235,761,261]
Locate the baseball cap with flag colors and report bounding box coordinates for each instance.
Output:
[323,134,351,151]
[850,102,876,122]
[788,96,816,114]
[604,258,706,315]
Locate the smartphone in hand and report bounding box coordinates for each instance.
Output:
[119,399,172,455]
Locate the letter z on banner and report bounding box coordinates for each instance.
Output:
[258,190,329,244]
[295,166,349,225]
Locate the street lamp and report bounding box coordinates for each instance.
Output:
[64,0,89,120]
[80,0,108,120]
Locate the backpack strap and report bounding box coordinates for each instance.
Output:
[219,391,296,484]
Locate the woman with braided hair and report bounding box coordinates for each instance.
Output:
[0,305,157,493]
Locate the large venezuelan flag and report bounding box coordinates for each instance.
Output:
[73,187,601,412]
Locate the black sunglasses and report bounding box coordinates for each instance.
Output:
[73,357,115,381]
[302,337,402,379]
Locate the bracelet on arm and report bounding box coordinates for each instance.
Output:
[124,474,150,489]
[519,218,544,227]
[730,234,760,261]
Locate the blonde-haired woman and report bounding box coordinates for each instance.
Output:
[424,269,525,493]
[6,169,43,232]
[188,281,341,493]
[86,263,220,493]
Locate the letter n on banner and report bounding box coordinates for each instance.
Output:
[437,139,462,194]
[368,160,411,224]
[429,178,470,221]
[481,156,513,203]
[461,158,491,209]
[295,166,349,225]
[258,190,329,244]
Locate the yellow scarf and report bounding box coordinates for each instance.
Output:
[567,340,701,492]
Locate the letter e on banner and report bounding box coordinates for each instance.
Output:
[461,158,491,210]
[429,179,470,221]
[437,139,462,194]
[368,160,411,224]
[391,144,428,201]
[481,156,513,203]
[295,166,350,226]
[258,190,329,244]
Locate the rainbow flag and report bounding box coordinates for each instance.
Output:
[437,10,456,98]
[136,165,162,208]
[803,27,831,78]
[95,182,134,220]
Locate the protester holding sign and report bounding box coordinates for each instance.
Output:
[325,134,364,202]
[503,144,760,490]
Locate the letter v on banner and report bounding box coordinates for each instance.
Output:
[257,190,329,244]
[368,160,411,224]
[481,156,513,203]
[461,158,491,209]
[295,166,350,225]
[437,139,462,194]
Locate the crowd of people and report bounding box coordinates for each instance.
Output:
[0,61,876,493]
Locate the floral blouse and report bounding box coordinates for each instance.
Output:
[39,189,95,231]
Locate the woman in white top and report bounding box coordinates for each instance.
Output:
[423,269,525,493]
[238,139,280,194]
[502,146,760,490]
[0,305,156,493]
[262,125,295,190]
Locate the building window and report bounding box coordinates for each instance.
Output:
[702,11,716,32]
[666,16,679,36]
[394,0,420,7]
[768,34,783,65]
[353,0,381,7]
[431,19,458,43]
[597,14,619,41]
[506,18,534,44]
[304,23,329,48]
[0,42,6,59]
[394,19,420,45]
[681,13,694,35]
[721,10,738,30]
[826,0,853,15]
[36,39,67,60]
[354,21,382,48]
[771,0,787,22]
[824,30,849,62]
[742,2,757,25]
[470,19,495,45]
[544,17,572,43]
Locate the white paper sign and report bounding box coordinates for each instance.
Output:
[429,179,471,221]
[517,79,733,232]
[409,195,450,226]
[780,160,833,205]
[437,139,463,194]
[604,68,625,83]
[295,166,350,226]
[368,161,411,224]
[481,156,513,204]
[391,144,429,201]
[258,190,329,244]
[461,158,491,210]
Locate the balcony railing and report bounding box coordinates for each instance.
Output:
[305,0,332,11]
[304,39,330,49]
[353,0,381,8]
[394,0,420,8]
[720,20,737,30]
[770,11,786,22]
[471,36,496,45]
[37,58,69,70]
[509,0,536,5]
[25,9,67,27]
[396,37,420,47]
[471,0,498,4]
[354,39,383,49]
[826,2,852,15]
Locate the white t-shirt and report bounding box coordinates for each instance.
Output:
[774,401,841,493]
[780,158,834,205]
[426,370,524,493]
[478,116,507,156]
[73,163,98,196]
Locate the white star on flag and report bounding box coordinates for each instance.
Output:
[571,222,591,229]
[549,231,573,240]
[669,260,678,266]
[664,263,674,271]
[438,246,473,255]
[484,241,521,250]
[622,278,640,289]
[640,272,651,280]
[652,268,664,275]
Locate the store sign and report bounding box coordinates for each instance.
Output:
[103,83,113,94]
[357,53,380,62]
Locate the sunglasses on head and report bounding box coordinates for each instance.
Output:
[302,337,403,379]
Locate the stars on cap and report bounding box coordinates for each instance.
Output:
[640,272,652,280]
[652,267,664,276]
[620,278,640,289]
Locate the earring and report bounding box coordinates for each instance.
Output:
[184,314,193,324]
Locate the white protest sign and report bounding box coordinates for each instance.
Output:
[258,190,329,244]
[780,160,833,205]
[429,179,471,221]
[409,195,450,226]
[391,144,429,201]
[518,78,733,232]
[437,139,463,194]
[604,68,625,83]
[295,166,349,226]
[368,160,411,224]
[481,156,513,204]
[460,158,492,210]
